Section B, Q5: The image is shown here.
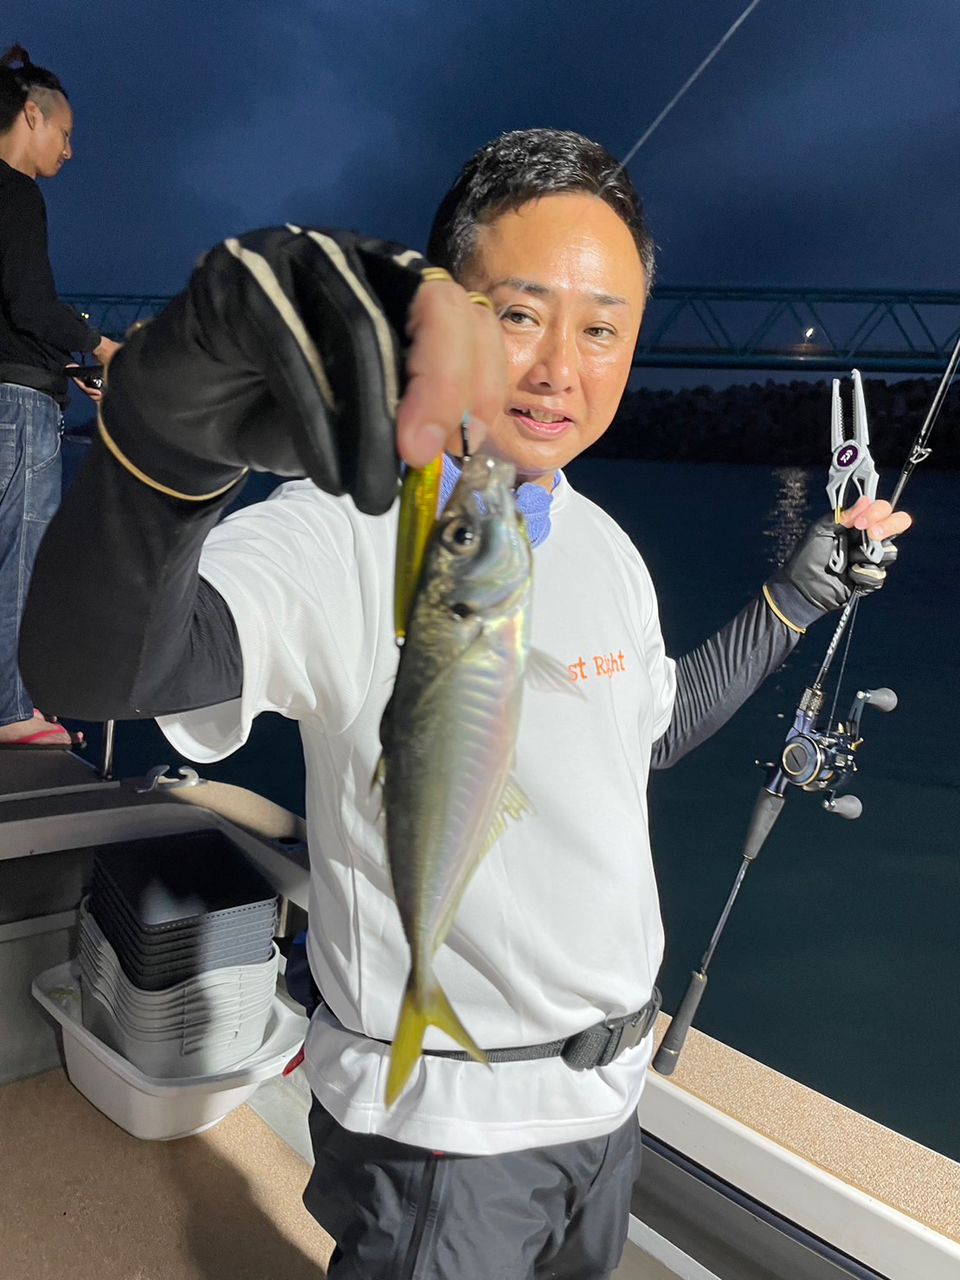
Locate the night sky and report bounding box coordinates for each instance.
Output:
[7,0,959,299]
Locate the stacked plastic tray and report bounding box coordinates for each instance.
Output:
[79,830,280,1079]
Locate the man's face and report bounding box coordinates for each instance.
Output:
[459,193,647,488]
[28,93,74,179]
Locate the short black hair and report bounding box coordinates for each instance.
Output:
[427,128,655,293]
[0,44,68,135]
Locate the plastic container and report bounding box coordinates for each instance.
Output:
[91,869,277,948]
[92,878,273,945]
[78,902,278,1012]
[91,830,278,933]
[32,960,308,1141]
[79,962,275,1016]
[79,964,275,1031]
[80,924,274,993]
[81,984,272,1078]
[78,903,277,1073]
[88,877,275,989]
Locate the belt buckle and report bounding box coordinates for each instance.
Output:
[602,988,662,1065]
[595,1019,628,1068]
[561,988,663,1071]
[638,987,662,1041]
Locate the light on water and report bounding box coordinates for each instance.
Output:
[764,466,810,568]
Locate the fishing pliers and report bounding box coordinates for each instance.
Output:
[826,369,886,572]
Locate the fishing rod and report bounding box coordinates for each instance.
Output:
[653,333,960,1076]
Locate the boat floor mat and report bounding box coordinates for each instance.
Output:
[0,1068,334,1279]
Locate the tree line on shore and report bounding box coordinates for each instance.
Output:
[599,377,960,468]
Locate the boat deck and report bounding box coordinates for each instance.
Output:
[0,1069,333,1279]
[0,1068,668,1279]
[0,744,100,795]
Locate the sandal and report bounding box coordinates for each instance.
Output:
[0,723,85,751]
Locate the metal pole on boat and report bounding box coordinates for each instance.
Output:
[99,720,116,780]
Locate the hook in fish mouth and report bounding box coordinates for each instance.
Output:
[457,455,518,519]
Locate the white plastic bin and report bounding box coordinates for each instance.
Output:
[81,983,273,1079]
[32,960,308,1141]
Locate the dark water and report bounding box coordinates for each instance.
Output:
[62,444,960,1161]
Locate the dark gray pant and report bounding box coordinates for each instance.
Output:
[303,1096,642,1279]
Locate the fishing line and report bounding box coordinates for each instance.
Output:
[605,0,766,183]
[827,593,859,729]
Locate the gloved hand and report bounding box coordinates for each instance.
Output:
[100,225,504,515]
[765,495,910,631]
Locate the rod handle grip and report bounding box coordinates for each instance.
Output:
[652,970,708,1076]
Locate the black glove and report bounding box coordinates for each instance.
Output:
[100,226,431,515]
[765,514,898,631]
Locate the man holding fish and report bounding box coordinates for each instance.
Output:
[23,128,911,1278]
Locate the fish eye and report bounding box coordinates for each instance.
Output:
[450,602,473,620]
[440,516,478,554]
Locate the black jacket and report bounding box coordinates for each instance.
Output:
[0,158,100,404]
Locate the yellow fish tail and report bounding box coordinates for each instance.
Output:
[385,975,488,1106]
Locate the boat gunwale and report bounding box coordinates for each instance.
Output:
[642,1014,960,1256]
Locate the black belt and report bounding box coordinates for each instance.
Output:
[285,937,661,1072]
[0,363,67,403]
[418,988,662,1070]
[356,994,662,1071]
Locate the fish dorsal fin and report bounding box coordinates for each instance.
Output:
[526,646,585,697]
[477,776,533,859]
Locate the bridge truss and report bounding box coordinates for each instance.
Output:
[66,286,960,376]
[633,286,960,373]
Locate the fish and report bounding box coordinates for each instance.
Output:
[380,453,534,1105]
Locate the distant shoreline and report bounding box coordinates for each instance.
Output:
[65,375,960,471]
[595,375,959,468]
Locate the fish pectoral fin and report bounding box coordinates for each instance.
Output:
[527,646,585,697]
[477,776,533,858]
[386,976,488,1106]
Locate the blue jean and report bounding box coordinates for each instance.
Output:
[0,383,63,726]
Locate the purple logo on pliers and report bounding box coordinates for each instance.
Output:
[836,443,860,469]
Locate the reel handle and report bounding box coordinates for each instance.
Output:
[863,686,897,712]
[652,970,707,1076]
[824,793,863,819]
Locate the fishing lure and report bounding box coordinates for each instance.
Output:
[393,418,473,642]
[393,458,442,644]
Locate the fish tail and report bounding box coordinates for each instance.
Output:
[385,973,488,1106]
